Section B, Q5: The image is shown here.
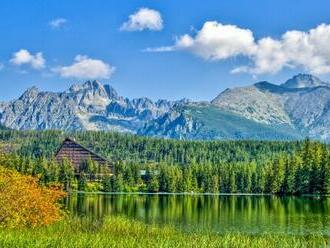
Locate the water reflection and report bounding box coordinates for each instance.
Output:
[63,194,330,235]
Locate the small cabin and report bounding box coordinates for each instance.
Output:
[55,138,113,175]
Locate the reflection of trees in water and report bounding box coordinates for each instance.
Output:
[65,194,330,234]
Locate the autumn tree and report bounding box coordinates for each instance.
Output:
[0,166,66,228]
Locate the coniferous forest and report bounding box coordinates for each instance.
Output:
[0,130,329,194]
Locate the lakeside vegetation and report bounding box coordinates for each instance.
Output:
[0,130,330,247]
[0,216,329,248]
[0,130,329,194]
[1,165,329,247]
[0,167,65,228]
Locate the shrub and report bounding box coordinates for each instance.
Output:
[0,166,66,228]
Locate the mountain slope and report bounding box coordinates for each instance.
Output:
[0,81,174,132]
[211,83,291,125]
[211,74,330,141]
[140,104,302,140]
[282,74,329,88]
[0,74,330,141]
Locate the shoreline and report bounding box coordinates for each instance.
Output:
[69,191,329,197]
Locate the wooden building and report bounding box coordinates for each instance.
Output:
[55,138,113,174]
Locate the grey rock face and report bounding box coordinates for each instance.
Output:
[1,74,330,141]
[139,107,201,139]
[211,74,330,141]
[0,81,174,133]
[211,84,291,125]
[281,73,329,89]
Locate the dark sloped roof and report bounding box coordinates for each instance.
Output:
[55,138,110,169]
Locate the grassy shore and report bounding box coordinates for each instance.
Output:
[0,217,329,248]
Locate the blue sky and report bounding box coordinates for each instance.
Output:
[1,0,330,101]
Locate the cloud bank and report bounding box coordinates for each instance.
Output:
[55,55,115,79]
[120,8,163,31]
[146,21,330,75]
[10,49,45,69]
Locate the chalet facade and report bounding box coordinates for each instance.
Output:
[55,138,113,174]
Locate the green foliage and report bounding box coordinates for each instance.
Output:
[112,174,124,192]
[102,175,113,192]
[0,129,302,164]
[78,173,87,191]
[59,158,75,190]
[0,130,329,194]
[0,216,328,248]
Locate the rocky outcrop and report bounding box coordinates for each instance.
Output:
[0,80,174,132]
[211,74,330,140]
[1,74,330,141]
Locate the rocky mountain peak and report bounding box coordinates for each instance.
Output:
[69,80,102,92]
[83,80,103,91]
[19,86,39,102]
[69,81,120,101]
[281,74,328,89]
[1,74,330,141]
[0,80,177,132]
[104,85,119,100]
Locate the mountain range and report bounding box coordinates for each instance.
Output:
[0,73,329,141]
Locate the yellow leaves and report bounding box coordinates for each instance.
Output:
[0,166,66,228]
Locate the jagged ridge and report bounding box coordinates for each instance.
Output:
[0,74,330,141]
[0,80,175,132]
[211,74,330,141]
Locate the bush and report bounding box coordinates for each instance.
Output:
[77,173,87,191]
[0,166,66,228]
[85,182,102,192]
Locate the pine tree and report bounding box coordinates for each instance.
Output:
[113,174,124,192]
[59,158,74,190]
[102,175,113,192]
[148,175,159,193]
[78,173,87,191]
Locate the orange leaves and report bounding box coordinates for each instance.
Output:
[0,166,66,228]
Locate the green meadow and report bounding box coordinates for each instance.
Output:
[0,216,329,248]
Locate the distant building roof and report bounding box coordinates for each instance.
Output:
[55,138,111,170]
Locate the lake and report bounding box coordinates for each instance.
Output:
[64,193,330,235]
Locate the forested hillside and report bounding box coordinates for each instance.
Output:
[0,130,302,163]
[0,130,329,194]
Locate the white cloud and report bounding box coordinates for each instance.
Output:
[49,18,67,28]
[145,22,256,58]
[55,55,115,79]
[10,49,45,69]
[147,22,330,75]
[176,22,256,60]
[120,8,163,31]
[241,24,330,74]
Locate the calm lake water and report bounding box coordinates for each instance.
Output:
[64,193,330,235]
